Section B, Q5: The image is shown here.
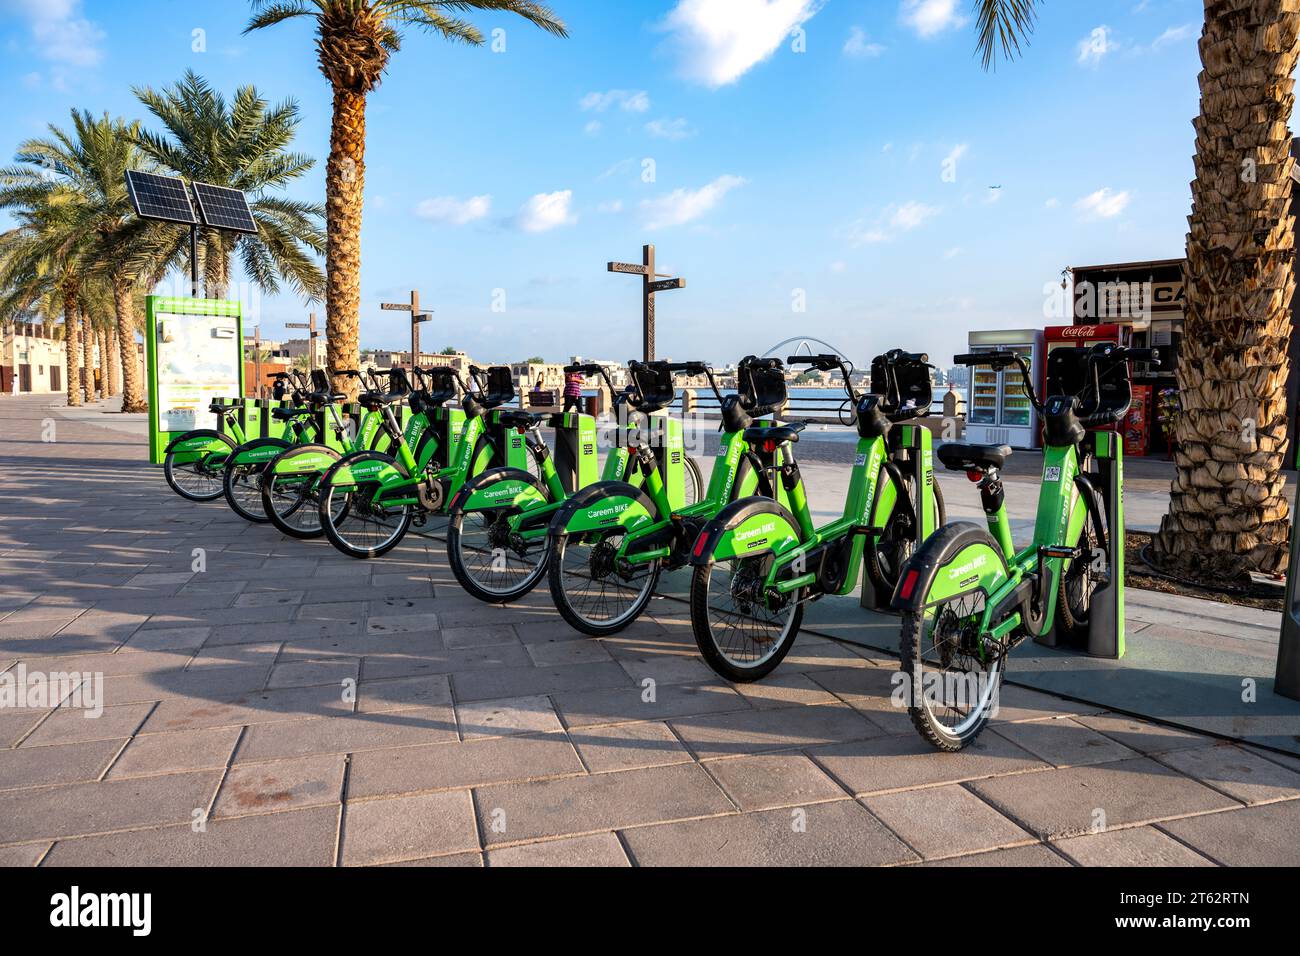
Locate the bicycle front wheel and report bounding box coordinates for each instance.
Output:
[318,456,413,559]
[549,529,659,636]
[164,450,228,502]
[448,508,552,603]
[262,446,345,539]
[690,553,804,682]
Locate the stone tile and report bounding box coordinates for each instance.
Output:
[21,702,153,747]
[808,664,899,701]
[487,832,629,867]
[615,653,718,686]
[1074,713,1215,755]
[267,658,360,690]
[1055,826,1215,866]
[122,626,210,652]
[622,800,918,866]
[367,613,440,636]
[233,590,305,608]
[1154,743,1300,805]
[810,730,1048,795]
[706,753,846,811]
[100,665,271,705]
[451,662,631,703]
[107,726,242,778]
[347,732,583,799]
[916,844,1070,867]
[236,711,458,763]
[356,675,452,715]
[141,684,353,733]
[731,671,839,710]
[863,785,1032,860]
[968,757,1239,841]
[213,754,346,818]
[341,790,478,866]
[671,703,882,760]
[0,842,49,867]
[570,722,691,773]
[0,738,123,790]
[0,710,48,747]
[525,639,614,667]
[0,770,223,843]
[206,619,361,647]
[358,643,533,681]
[42,806,339,866]
[382,851,482,867]
[991,718,1142,768]
[991,684,1107,723]
[456,694,563,740]
[476,763,732,847]
[778,640,873,673]
[296,601,367,622]
[553,680,750,730]
[1157,801,1300,866]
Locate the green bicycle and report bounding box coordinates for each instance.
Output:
[546,357,787,637]
[444,362,700,604]
[688,350,944,681]
[895,342,1158,751]
[315,365,529,559]
[161,370,308,502]
[219,370,355,524]
[260,367,457,539]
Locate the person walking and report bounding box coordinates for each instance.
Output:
[563,368,584,414]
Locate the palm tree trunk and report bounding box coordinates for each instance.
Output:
[80,311,94,402]
[1152,1,1300,580]
[63,278,81,407]
[107,328,120,396]
[99,326,112,396]
[113,280,147,413]
[325,87,366,400]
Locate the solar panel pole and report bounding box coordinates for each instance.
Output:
[190,225,202,298]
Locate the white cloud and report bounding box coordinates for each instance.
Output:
[891,200,940,230]
[1078,26,1113,66]
[597,200,624,214]
[1044,197,1060,209]
[583,120,602,136]
[944,247,962,259]
[983,187,1003,205]
[6,0,105,67]
[579,89,650,113]
[661,0,822,88]
[645,117,695,140]
[1151,24,1195,50]
[414,195,492,226]
[641,174,746,229]
[847,200,941,246]
[516,191,577,232]
[1075,187,1131,220]
[843,26,885,58]
[900,0,968,39]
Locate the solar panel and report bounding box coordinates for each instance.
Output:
[193,182,258,234]
[125,170,198,226]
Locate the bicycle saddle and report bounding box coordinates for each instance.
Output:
[744,422,806,447]
[497,410,545,429]
[937,442,1012,473]
[358,390,406,410]
[271,406,314,421]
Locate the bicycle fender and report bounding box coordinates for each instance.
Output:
[450,467,550,515]
[269,443,340,476]
[165,429,236,455]
[324,451,410,489]
[548,481,658,538]
[689,497,801,567]
[891,522,1011,612]
[228,437,294,467]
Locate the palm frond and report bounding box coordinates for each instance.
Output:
[974,0,1040,71]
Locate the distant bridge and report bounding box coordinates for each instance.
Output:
[760,337,855,366]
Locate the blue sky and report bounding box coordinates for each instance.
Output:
[1,0,1206,368]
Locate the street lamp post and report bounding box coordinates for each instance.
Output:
[608,244,685,363]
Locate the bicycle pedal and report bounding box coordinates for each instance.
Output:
[1039,545,1082,560]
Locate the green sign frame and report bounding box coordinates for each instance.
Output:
[145,295,245,465]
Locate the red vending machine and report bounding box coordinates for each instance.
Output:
[1125,385,1152,456]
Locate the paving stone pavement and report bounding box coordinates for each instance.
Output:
[1,393,1297,867]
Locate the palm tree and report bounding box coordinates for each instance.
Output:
[132,71,326,300]
[244,1,568,397]
[0,112,164,411]
[972,1,1041,69]
[1149,5,1300,580]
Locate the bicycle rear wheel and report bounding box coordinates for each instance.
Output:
[165,450,228,502]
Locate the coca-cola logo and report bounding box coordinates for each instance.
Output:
[1062,326,1100,338]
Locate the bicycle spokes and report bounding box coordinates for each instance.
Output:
[699,556,798,668]
[915,591,1001,736]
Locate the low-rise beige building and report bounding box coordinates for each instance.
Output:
[2,323,67,395]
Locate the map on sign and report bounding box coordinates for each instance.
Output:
[154,311,241,433]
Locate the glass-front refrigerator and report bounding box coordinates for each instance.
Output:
[964,329,1044,449]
